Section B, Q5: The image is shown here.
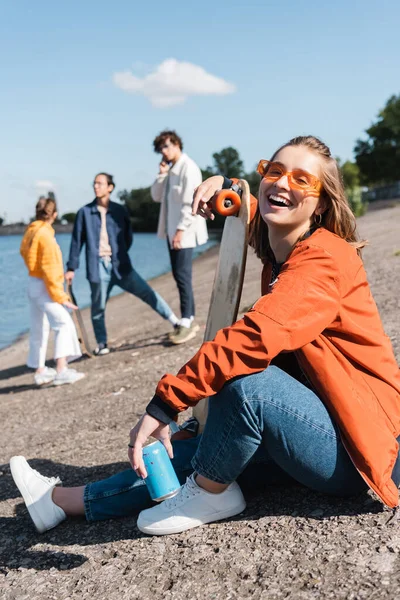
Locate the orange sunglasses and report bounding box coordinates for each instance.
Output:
[257,160,322,192]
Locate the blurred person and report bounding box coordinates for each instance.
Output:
[20,198,85,386]
[65,173,179,355]
[151,131,208,345]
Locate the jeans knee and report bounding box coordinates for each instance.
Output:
[224,367,279,397]
[209,376,253,417]
[211,368,286,415]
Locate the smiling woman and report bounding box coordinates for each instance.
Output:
[9,135,400,539]
[250,136,365,264]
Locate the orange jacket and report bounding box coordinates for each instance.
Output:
[20,221,69,304]
[155,201,400,507]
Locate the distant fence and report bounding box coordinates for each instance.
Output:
[362,181,400,203]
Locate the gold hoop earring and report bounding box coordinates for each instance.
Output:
[314,213,322,225]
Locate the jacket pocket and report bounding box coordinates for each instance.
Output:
[170,184,183,203]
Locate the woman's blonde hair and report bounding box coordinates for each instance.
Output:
[35,197,57,222]
[249,135,366,262]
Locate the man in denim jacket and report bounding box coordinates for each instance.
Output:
[151,131,208,345]
[65,173,179,355]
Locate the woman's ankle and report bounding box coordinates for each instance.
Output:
[195,474,229,494]
[56,357,68,373]
[52,485,85,516]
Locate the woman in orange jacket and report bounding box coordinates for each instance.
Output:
[10,136,400,535]
[20,197,85,386]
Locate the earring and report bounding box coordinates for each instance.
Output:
[314,213,322,225]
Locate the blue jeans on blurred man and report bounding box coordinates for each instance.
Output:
[90,257,173,345]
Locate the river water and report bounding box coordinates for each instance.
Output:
[0,232,218,350]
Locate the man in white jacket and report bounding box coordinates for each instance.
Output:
[151,131,208,344]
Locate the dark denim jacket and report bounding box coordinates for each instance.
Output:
[66,200,133,283]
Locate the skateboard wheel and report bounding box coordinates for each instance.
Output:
[211,189,241,216]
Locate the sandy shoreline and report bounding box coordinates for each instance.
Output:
[1,206,400,599]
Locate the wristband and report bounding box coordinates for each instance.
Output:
[222,176,242,197]
[222,176,233,189]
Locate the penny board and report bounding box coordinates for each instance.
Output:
[67,283,93,358]
[192,179,251,431]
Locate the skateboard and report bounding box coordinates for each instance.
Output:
[67,283,93,358]
[192,179,251,432]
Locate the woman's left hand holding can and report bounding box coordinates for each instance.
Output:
[128,414,173,479]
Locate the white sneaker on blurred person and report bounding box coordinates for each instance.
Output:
[34,367,57,386]
[93,343,110,356]
[53,368,85,386]
[137,473,246,536]
[10,456,66,533]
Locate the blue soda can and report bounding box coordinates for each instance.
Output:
[142,441,181,502]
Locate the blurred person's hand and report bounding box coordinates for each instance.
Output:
[171,230,184,250]
[63,300,78,310]
[65,270,75,285]
[159,161,170,175]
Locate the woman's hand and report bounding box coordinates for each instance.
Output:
[192,175,224,220]
[63,300,78,310]
[128,413,173,479]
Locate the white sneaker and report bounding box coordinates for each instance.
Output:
[93,343,110,356]
[137,473,246,536]
[10,456,66,533]
[53,368,85,386]
[34,367,57,386]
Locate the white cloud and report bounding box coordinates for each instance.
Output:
[35,180,55,189]
[112,58,236,108]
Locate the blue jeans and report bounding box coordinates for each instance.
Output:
[90,257,173,344]
[84,366,366,521]
[167,243,194,319]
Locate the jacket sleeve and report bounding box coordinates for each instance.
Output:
[40,239,69,304]
[66,209,85,271]
[151,174,167,203]
[152,243,341,415]
[176,163,202,231]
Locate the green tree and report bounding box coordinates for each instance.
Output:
[341,160,360,190]
[354,94,400,185]
[205,147,245,179]
[118,187,159,232]
[244,168,260,198]
[337,158,366,217]
[203,146,259,197]
[61,212,76,223]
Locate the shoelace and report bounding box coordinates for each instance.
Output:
[32,468,61,487]
[164,476,201,510]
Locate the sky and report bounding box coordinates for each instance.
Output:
[0,0,399,222]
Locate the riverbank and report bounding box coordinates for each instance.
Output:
[1,205,400,599]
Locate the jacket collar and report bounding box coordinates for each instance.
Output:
[89,199,116,214]
[169,153,187,175]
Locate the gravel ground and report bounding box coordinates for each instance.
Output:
[1,205,400,599]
